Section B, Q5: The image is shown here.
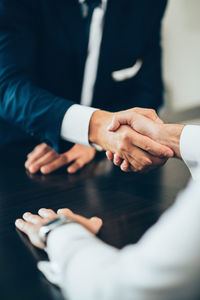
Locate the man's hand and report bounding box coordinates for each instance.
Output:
[106,109,184,171]
[15,208,103,249]
[107,107,164,131]
[25,143,96,174]
[89,109,173,173]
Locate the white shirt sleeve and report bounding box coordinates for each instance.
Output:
[38,179,200,300]
[180,125,200,179]
[60,104,98,147]
[37,124,200,300]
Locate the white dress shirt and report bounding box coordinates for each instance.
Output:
[61,0,107,147]
[38,125,200,300]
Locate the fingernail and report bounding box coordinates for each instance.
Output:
[38,208,48,217]
[29,166,36,173]
[166,150,173,157]
[23,212,30,218]
[15,219,23,227]
[25,161,29,168]
[91,217,103,226]
[41,166,48,174]
[68,168,75,173]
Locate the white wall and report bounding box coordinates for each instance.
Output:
[162,0,200,111]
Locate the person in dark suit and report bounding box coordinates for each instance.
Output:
[0,0,169,174]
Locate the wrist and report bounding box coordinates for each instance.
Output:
[89,110,114,148]
[39,216,76,247]
[158,124,185,158]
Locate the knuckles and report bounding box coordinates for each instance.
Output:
[148,109,157,119]
[60,154,68,164]
[35,143,50,154]
[118,131,131,151]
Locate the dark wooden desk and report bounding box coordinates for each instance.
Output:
[0,143,190,300]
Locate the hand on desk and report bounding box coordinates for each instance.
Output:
[25,143,96,174]
[15,208,103,249]
[89,108,174,173]
[106,108,184,171]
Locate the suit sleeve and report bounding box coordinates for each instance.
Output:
[0,0,75,152]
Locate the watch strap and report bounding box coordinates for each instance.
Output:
[39,215,76,246]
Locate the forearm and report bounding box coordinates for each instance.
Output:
[0,78,72,152]
[156,124,185,159]
[43,180,200,300]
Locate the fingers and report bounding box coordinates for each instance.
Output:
[15,218,34,235]
[39,144,83,174]
[37,144,95,174]
[25,143,51,169]
[89,217,103,234]
[57,208,73,217]
[22,212,43,225]
[117,126,173,158]
[107,110,173,158]
[25,144,59,174]
[38,208,57,219]
[107,111,135,131]
[15,216,45,249]
[107,108,163,132]
[67,147,96,174]
[29,151,59,174]
[106,153,122,166]
[106,151,114,161]
[40,154,68,174]
[133,107,163,124]
[120,160,131,172]
[116,150,167,173]
[67,159,85,173]
[113,154,123,166]
[41,145,81,174]
[57,208,103,234]
[25,144,96,175]
[106,151,130,171]
[132,132,173,158]
[15,206,103,251]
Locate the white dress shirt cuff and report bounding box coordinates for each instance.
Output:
[38,223,113,288]
[38,223,94,285]
[180,125,200,180]
[61,104,99,147]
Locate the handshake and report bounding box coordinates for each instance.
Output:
[89,107,184,172]
[25,107,184,175]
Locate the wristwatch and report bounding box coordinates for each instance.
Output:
[39,215,76,246]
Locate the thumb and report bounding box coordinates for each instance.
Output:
[90,217,103,234]
[107,112,134,132]
[155,116,164,124]
[107,117,121,132]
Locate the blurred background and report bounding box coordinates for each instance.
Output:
[161,0,200,119]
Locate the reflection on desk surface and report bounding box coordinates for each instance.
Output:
[0,144,190,300]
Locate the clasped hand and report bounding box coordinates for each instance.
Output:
[25,107,174,175]
[89,107,174,173]
[107,108,175,172]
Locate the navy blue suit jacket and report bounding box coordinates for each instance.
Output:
[0,0,167,152]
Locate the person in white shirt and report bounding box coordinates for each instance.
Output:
[15,109,200,300]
